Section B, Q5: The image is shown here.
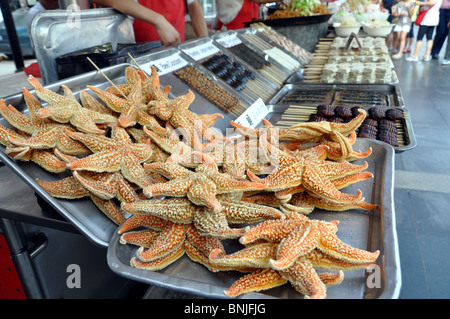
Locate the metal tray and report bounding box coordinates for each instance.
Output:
[107,139,401,299]
[31,8,135,84]
[178,37,280,103]
[0,63,136,247]
[269,83,405,108]
[128,47,251,125]
[245,14,332,28]
[264,104,416,153]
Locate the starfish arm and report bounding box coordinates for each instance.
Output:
[68,150,122,172]
[0,124,23,147]
[30,150,68,173]
[80,90,115,115]
[187,177,222,211]
[0,100,40,134]
[197,113,223,128]
[220,200,285,223]
[224,269,287,297]
[239,219,305,245]
[143,162,191,180]
[36,105,74,123]
[302,166,363,204]
[69,107,105,134]
[136,222,186,262]
[184,240,230,272]
[56,131,91,155]
[147,101,173,121]
[82,107,117,124]
[121,198,196,224]
[317,231,380,264]
[270,222,320,270]
[185,224,226,258]
[130,244,185,271]
[306,249,377,271]
[118,103,139,128]
[119,229,160,247]
[72,171,118,200]
[118,214,169,234]
[127,143,153,163]
[65,130,117,152]
[28,75,67,104]
[210,172,268,194]
[193,208,247,239]
[8,127,59,149]
[120,154,153,188]
[209,242,278,269]
[143,178,193,198]
[87,85,129,112]
[279,257,327,299]
[89,195,127,225]
[22,88,46,119]
[137,111,167,134]
[36,177,88,199]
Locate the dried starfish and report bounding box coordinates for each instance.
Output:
[247,133,368,205]
[121,196,284,239]
[142,152,268,212]
[238,217,379,271]
[66,125,154,188]
[0,89,91,156]
[35,175,127,225]
[27,75,116,134]
[87,69,167,133]
[0,124,68,173]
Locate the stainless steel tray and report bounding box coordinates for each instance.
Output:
[269,83,405,108]
[107,139,401,299]
[129,47,251,126]
[0,63,135,247]
[264,104,416,153]
[178,37,280,103]
[31,8,135,84]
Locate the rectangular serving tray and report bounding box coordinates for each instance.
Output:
[269,83,405,107]
[107,139,401,299]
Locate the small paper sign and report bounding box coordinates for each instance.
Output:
[215,34,242,48]
[140,54,188,76]
[182,42,220,61]
[235,98,270,128]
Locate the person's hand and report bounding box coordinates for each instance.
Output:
[154,15,181,47]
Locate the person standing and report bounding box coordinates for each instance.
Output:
[430,0,450,59]
[392,0,415,59]
[441,20,450,64]
[406,0,443,61]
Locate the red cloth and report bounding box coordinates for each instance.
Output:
[218,0,260,30]
[23,62,41,78]
[133,0,186,43]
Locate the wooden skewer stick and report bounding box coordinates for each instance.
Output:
[87,57,128,99]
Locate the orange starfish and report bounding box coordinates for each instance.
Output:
[35,175,127,225]
[66,125,153,188]
[247,133,368,205]
[0,89,91,156]
[87,69,167,133]
[27,75,116,134]
[142,152,268,212]
[121,196,284,239]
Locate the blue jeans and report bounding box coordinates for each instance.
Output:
[431,9,450,56]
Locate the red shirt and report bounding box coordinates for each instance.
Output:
[133,0,187,43]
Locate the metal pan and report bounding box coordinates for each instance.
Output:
[107,139,401,299]
[0,63,136,247]
[269,83,405,108]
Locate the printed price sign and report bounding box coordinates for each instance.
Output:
[235,98,270,128]
[139,54,188,76]
[182,41,220,61]
[215,34,242,48]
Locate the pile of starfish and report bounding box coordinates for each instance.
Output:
[0,65,379,299]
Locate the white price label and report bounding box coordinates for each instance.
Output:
[139,54,188,76]
[235,98,270,128]
[216,34,242,48]
[182,42,220,61]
